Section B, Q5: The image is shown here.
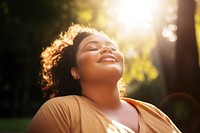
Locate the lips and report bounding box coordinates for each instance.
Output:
[98,54,117,63]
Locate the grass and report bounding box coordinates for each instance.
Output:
[0,118,31,132]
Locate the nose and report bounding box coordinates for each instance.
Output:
[100,46,112,54]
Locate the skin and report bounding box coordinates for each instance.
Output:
[71,34,139,132]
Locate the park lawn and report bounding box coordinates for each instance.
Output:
[0,118,31,132]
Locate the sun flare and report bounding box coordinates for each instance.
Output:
[116,0,155,30]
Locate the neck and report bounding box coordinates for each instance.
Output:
[81,81,122,110]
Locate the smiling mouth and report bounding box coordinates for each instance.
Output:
[100,57,116,62]
[98,55,117,63]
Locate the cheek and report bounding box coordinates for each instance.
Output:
[117,53,125,68]
[117,53,125,76]
[76,53,97,75]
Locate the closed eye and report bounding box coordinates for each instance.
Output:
[111,47,117,51]
[88,48,99,51]
[106,41,118,51]
[84,44,99,51]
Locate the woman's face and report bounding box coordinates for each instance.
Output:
[74,34,124,83]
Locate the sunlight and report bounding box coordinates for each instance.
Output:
[116,0,155,30]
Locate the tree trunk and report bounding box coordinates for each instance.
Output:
[173,0,200,132]
[176,0,200,102]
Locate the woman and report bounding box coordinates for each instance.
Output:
[26,24,181,133]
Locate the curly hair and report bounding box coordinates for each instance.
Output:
[40,24,126,99]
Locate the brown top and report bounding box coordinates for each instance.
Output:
[26,95,181,133]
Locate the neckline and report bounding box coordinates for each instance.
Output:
[79,96,141,133]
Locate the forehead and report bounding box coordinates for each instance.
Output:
[78,34,115,47]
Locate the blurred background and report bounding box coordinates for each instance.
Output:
[0,0,200,132]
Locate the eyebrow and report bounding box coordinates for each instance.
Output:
[83,41,98,48]
[83,41,116,48]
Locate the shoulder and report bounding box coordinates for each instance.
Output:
[122,97,163,114]
[26,95,82,133]
[39,95,81,114]
[45,95,79,105]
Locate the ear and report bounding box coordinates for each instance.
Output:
[71,67,80,80]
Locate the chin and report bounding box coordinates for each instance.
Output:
[102,68,123,79]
